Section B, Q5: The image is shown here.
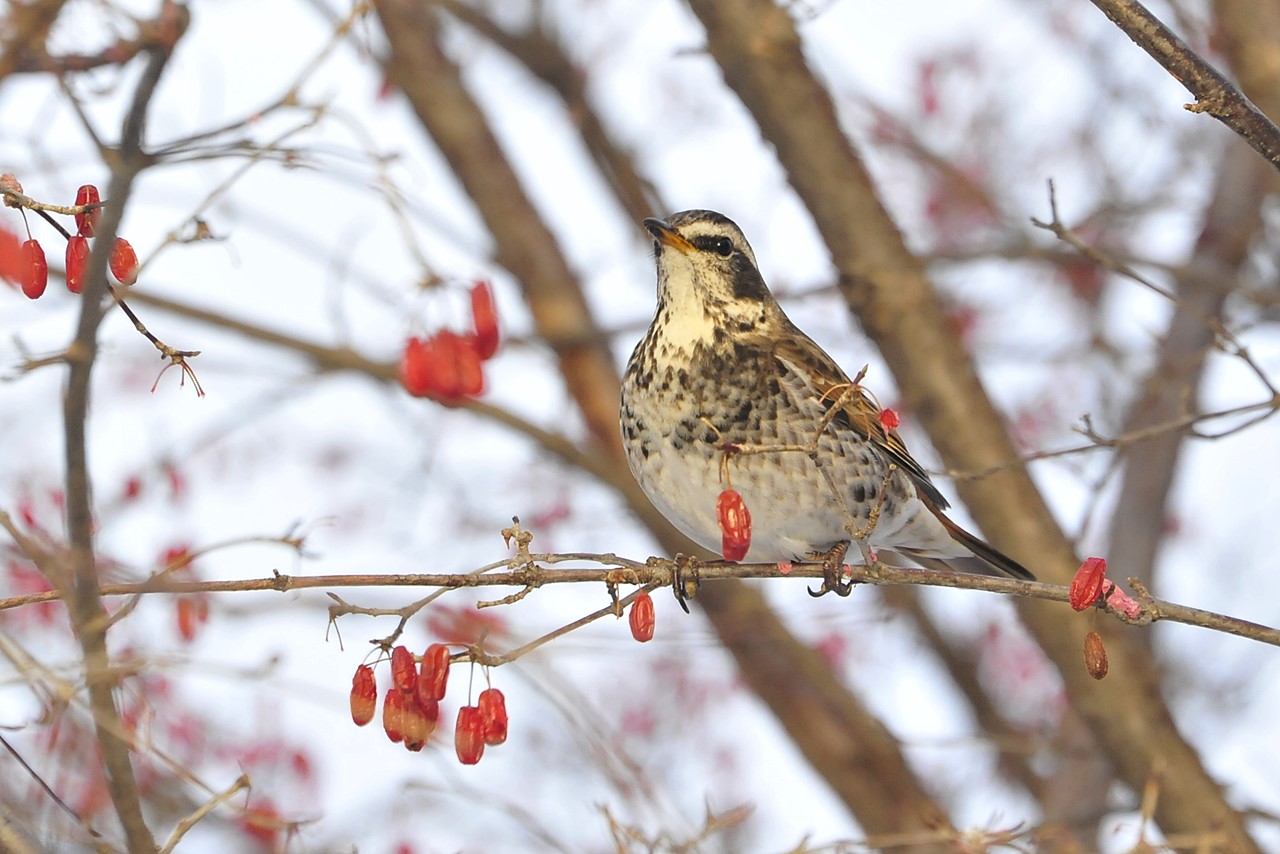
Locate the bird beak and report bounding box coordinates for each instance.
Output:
[643,217,695,253]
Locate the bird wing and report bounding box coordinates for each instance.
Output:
[767,327,951,510]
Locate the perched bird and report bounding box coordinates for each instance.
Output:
[620,210,1033,594]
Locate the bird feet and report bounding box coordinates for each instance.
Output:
[807,541,853,598]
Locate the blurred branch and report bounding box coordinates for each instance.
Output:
[1032,180,1277,398]
[373,0,624,456]
[436,0,662,225]
[683,0,1262,849]
[55,7,188,849]
[0,0,67,80]
[1088,0,1280,172]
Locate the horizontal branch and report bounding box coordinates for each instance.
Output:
[0,552,1275,648]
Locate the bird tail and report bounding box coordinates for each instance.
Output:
[935,514,1035,580]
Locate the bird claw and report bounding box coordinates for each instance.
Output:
[807,542,854,597]
[670,553,701,613]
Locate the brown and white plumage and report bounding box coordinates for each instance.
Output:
[620,209,1033,581]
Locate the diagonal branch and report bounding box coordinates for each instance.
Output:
[372,0,624,456]
[1087,0,1280,172]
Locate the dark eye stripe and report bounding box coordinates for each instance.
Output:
[693,235,735,257]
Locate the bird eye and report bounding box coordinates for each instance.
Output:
[712,237,733,257]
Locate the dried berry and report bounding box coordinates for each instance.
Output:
[455,705,485,765]
[390,645,416,693]
[21,239,47,299]
[1083,631,1108,680]
[417,643,451,703]
[716,488,752,561]
[74,184,101,237]
[401,695,430,751]
[1069,557,1108,611]
[350,664,377,727]
[478,687,508,745]
[382,688,405,743]
[629,590,655,643]
[109,237,138,285]
[65,235,90,294]
[470,280,500,360]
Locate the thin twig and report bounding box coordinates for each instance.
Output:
[158,774,251,854]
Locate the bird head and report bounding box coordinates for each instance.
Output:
[643,210,775,341]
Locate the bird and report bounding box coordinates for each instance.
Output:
[619,209,1034,595]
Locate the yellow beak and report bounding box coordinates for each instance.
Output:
[643,217,695,253]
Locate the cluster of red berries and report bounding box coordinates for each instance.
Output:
[1,182,139,299]
[399,281,500,400]
[348,643,508,764]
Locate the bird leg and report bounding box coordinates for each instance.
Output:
[807,541,853,598]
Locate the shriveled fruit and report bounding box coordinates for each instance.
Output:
[629,591,655,643]
[469,280,499,359]
[716,489,752,561]
[382,688,405,743]
[390,645,416,693]
[109,237,139,285]
[74,184,101,237]
[1083,631,1108,680]
[1069,557,1107,611]
[455,705,485,765]
[65,235,90,294]
[417,643,451,702]
[477,687,507,745]
[21,239,47,299]
[350,664,377,727]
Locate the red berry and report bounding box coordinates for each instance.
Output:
[65,235,90,294]
[417,643,451,703]
[350,665,377,727]
[400,336,432,397]
[399,335,454,398]
[477,687,508,745]
[469,280,499,360]
[716,489,752,561]
[629,590,655,643]
[109,237,138,285]
[390,645,416,693]
[1069,556,1108,611]
[454,706,485,765]
[401,695,430,751]
[878,407,900,430]
[74,184,101,237]
[454,333,485,397]
[382,688,405,743]
[175,595,209,642]
[20,239,47,299]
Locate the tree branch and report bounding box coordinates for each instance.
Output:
[1088,0,1280,172]
[56,8,187,848]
